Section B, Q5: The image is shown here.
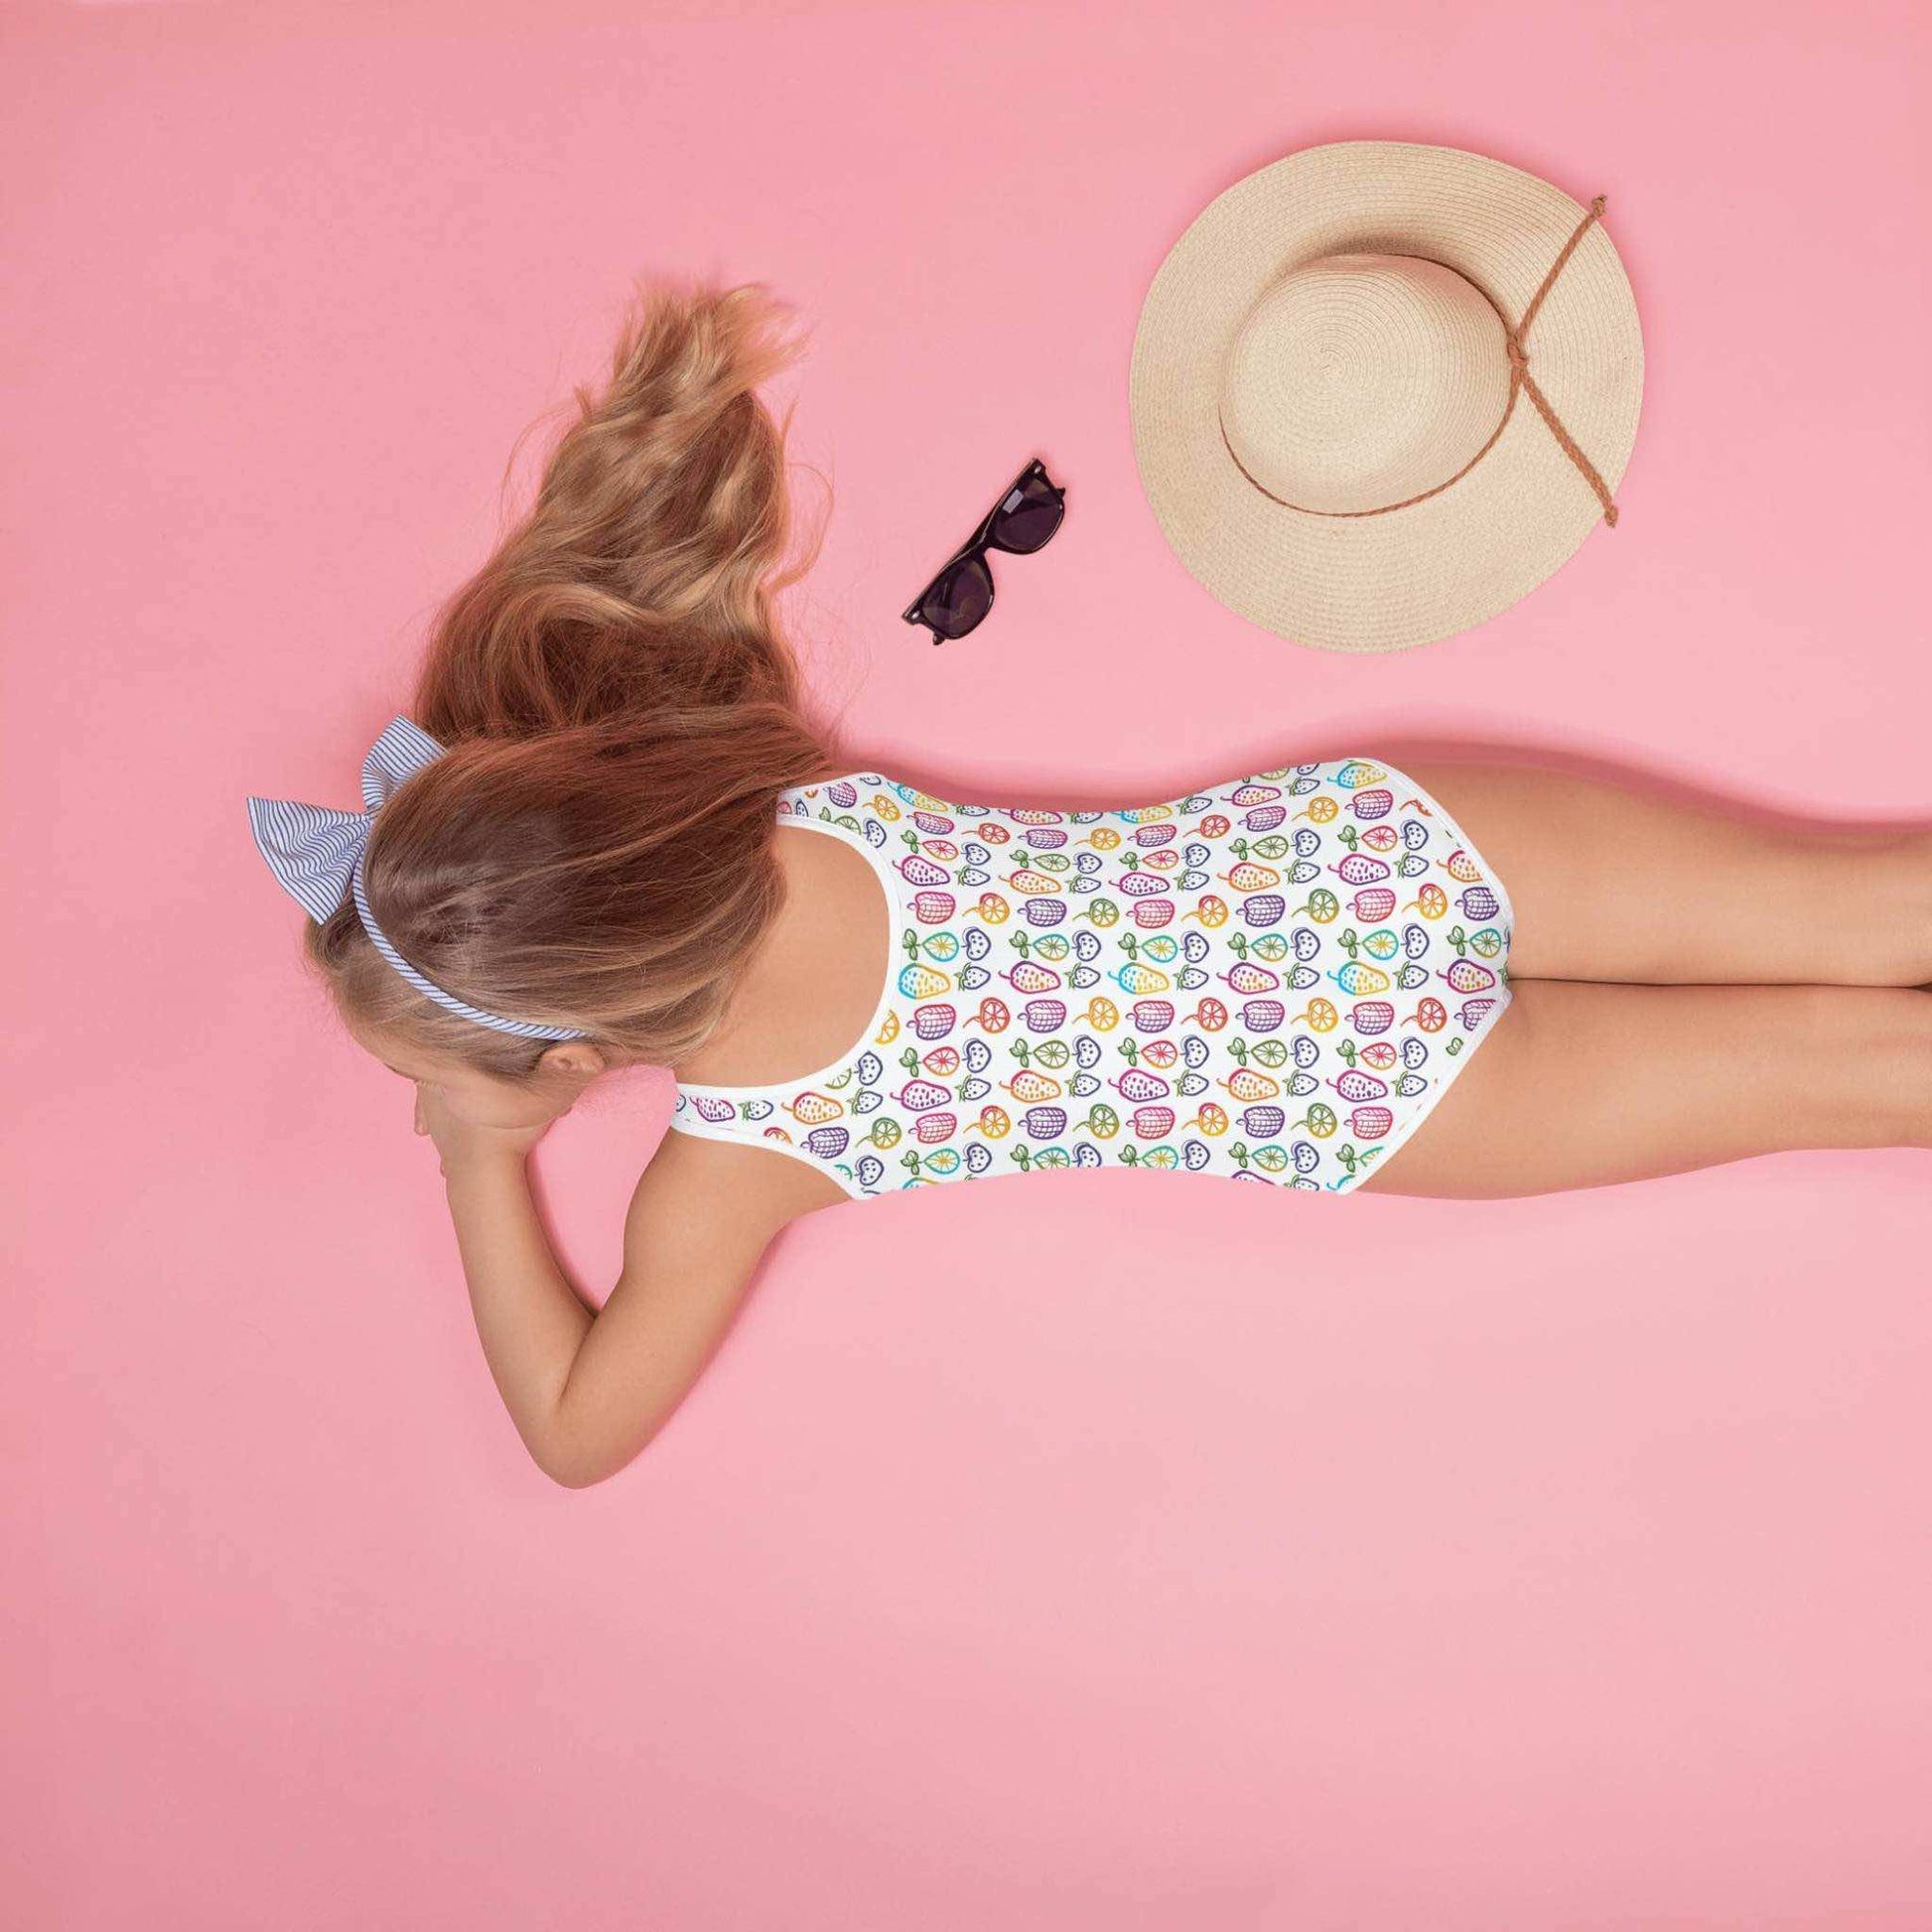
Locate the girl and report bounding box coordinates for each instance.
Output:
[247,280,1932,1489]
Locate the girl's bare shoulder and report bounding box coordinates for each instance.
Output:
[626,1118,850,1273]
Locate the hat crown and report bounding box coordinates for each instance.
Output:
[1218,253,1512,515]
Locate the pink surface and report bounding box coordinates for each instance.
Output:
[6,1,1930,1926]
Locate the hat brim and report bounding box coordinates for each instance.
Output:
[1128,141,1644,653]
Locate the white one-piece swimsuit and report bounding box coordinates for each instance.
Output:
[670,759,1517,1199]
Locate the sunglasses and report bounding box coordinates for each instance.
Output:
[901,457,1066,643]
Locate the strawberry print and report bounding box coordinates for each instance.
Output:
[670,760,1515,1196]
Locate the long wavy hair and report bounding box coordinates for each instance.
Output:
[303,277,837,1079]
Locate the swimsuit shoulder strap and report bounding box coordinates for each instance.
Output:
[667,768,913,1194]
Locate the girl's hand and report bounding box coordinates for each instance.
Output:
[413,1080,558,1176]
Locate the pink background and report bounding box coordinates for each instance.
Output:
[6,1,1930,1926]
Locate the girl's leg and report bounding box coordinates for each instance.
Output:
[1392,759,1932,986]
[1357,981,1931,1198]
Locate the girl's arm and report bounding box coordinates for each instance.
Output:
[443,1127,846,1487]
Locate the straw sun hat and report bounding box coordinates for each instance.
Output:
[1128,140,1643,652]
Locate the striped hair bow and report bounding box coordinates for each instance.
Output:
[245,714,590,1041]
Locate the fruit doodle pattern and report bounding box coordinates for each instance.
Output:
[670,762,1515,1198]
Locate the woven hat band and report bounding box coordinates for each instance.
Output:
[1218,254,1513,514]
[1211,195,1618,527]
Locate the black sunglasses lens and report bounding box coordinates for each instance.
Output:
[989,473,1063,554]
[922,555,994,637]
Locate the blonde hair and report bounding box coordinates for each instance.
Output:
[305,277,836,1079]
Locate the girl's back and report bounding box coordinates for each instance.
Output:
[671,759,1517,1198]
